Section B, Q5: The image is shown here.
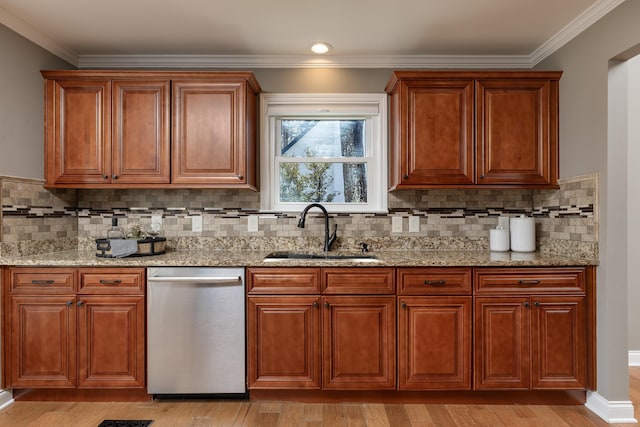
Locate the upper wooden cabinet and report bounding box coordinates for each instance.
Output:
[385,71,561,189]
[42,70,260,190]
[172,79,258,187]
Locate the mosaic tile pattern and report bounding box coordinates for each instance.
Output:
[1,174,599,259]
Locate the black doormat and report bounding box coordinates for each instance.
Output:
[98,421,153,427]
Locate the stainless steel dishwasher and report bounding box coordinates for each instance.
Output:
[147,267,246,396]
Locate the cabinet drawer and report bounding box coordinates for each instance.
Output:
[474,268,586,295]
[323,268,395,294]
[398,268,472,295]
[9,268,76,294]
[247,268,321,294]
[78,268,145,295]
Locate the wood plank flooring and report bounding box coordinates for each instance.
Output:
[1,369,639,427]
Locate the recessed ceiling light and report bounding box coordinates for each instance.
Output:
[310,42,332,55]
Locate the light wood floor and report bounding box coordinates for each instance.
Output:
[2,369,640,427]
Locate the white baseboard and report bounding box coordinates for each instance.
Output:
[0,390,13,412]
[586,391,637,424]
[629,350,640,366]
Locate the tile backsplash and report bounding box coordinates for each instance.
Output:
[1,174,598,259]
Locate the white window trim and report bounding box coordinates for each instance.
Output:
[260,93,388,213]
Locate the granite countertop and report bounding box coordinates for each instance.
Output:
[0,249,598,268]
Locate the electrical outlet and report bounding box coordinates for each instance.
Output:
[392,216,403,233]
[247,215,258,232]
[409,215,420,233]
[151,215,163,232]
[191,215,203,232]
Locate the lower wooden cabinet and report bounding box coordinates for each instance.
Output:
[248,266,595,395]
[77,295,145,388]
[247,267,396,391]
[3,267,146,390]
[322,296,396,390]
[248,296,321,389]
[398,296,471,390]
[10,295,77,388]
[474,268,590,390]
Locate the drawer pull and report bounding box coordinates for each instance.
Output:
[424,280,446,286]
[518,280,541,285]
[31,280,55,285]
[99,279,122,285]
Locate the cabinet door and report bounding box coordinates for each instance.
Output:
[172,80,249,186]
[398,297,471,390]
[45,79,111,185]
[531,296,586,389]
[112,80,170,184]
[476,79,558,186]
[76,295,145,388]
[248,296,321,389]
[394,80,474,187]
[474,297,530,390]
[10,296,76,388]
[322,296,395,390]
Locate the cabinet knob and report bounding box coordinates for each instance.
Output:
[523,301,530,308]
[102,174,109,180]
[77,301,84,307]
[238,175,244,180]
[112,174,118,180]
[312,301,319,308]
[65,301,73,307]
[403,175,409,180]
[31,279,54,285]
[533,301,541,307]
[324,302,330,309]
[401,302,407,309]
[424,280,446,286]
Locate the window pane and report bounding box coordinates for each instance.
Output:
[280,120,365,158]
[280,162,367,203]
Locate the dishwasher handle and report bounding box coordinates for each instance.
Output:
[147,276,243,285]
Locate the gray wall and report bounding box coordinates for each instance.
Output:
[628,57,640,352]
[537,0,640,402]
[0,24,73,179]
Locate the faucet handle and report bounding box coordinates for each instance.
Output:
[359,242,369,253]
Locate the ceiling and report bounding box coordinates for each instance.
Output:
[0,0,626,68]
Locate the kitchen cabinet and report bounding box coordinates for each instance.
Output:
[247,268,321,389]
[2,267,145,390]
[397,268,472,390]
[385,71,561,189]
[473,267,590,390]
[42,70,260,189]
[247,267,395,391]
[172,77,258,188]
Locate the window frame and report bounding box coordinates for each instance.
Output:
[260,93,388,213]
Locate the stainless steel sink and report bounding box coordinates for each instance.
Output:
[263,251,380,263]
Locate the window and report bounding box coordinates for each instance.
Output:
[260,94,387,213]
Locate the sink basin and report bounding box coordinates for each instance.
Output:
[263,251,380,263]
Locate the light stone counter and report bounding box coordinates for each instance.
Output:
[0,249,597,268]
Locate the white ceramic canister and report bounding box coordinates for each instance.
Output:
[489,229,510,252]
[510,215,536,252]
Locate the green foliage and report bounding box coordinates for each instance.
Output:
[280,148,340,203]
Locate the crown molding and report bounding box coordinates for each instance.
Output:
[76,53,533,69]
[530,0,627,66]
[0,6,78,66]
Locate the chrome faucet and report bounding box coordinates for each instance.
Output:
[297,203,338,252]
